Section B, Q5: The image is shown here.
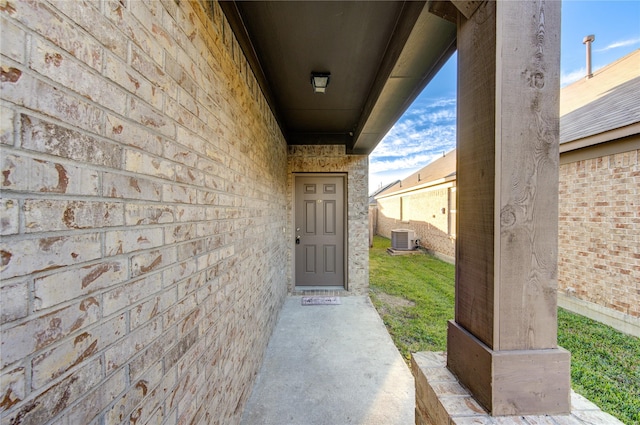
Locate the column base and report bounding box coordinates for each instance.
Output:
[446,321,571,416]
[412,351,623,425]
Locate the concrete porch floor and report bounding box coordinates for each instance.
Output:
[240,295,415,425]
[240,296,625,425]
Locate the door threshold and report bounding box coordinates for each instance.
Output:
[294,286,346,292]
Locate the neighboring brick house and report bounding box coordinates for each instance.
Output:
[372,49,640,336]
[368,180,399,247]
[557,49,640,336]
[373,150,456,262]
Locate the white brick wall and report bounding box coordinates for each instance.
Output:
[1,1,288,423]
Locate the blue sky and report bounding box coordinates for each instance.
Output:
[369,0,640,193]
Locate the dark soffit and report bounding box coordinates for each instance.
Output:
[220,1,457,155]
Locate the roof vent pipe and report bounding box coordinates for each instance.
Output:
[582,34,595,79]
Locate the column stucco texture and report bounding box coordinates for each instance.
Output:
[0,1,288,423]
[287,145,369,295]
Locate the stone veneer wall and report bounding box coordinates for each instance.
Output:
[558,148,640,321]
[0,1,288,423]
[376,184,455,259]
[287,145,369,295]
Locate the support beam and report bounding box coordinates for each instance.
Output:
[450,0,483,19]
[427,1,458,23]
[448,0,570,416]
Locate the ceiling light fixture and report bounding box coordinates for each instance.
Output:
[310,72,330,94]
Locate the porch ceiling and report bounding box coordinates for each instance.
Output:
[219,1,457,154]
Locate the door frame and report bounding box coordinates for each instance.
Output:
[292,173,348,290]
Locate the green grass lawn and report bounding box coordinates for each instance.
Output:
[369,235,640,425]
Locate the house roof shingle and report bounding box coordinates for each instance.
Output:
[560,49,640,149]
[375,149,456,199]
[369,180,400,204]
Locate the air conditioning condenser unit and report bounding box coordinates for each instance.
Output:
[391,229,416,250]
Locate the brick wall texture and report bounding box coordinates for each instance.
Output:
[375,147,639,319]
[0,0,291,423]
[287,145,369,295]
[558,149,640,319]
[375,184,456,258]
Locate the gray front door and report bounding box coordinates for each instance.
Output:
[294,175,345,287]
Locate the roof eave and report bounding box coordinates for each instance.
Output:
[560,122,640,153]
[351,8,457,155]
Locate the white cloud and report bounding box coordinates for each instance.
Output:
[369,96,457,192]
[561,67,587,86]
[369,152,444,174]
[595,37,640,52]
[416,97,456,109]
[370,126,455,163]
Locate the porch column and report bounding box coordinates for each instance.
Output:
[448,0,570,416]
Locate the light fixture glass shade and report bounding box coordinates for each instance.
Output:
[311,72,330,93]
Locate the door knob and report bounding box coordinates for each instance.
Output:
[296,236,301,245]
